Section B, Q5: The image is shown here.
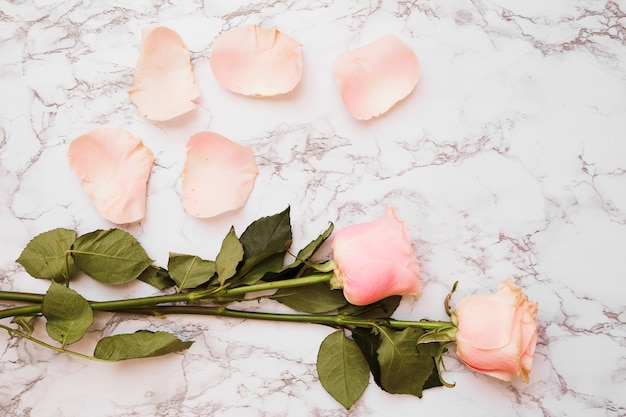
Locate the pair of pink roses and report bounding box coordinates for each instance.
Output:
[330,206,538,383]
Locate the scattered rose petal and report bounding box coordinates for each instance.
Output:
[67,128,154,224]
[210,25,303,96]
[333,34,420,120]
[182,131,258,218]
[129,26,200,121]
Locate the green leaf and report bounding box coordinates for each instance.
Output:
[317,330,370,409]
[339,296,402,319]
[233,251,286,286]
[72,229,153,285]
[168,253,216,290]
[282,222,334,270]
[228,208,292,285]
[422,357,445,390]
[93,330,193,361]
[239,207,292,257]
[216,226,244,285]
[274,282,347,313]
[351,327,383,387]
[137,265,176,290]
[11,316,36,336]
[16,228,78,282]
[376,327,436,397]
[42,282,94,347]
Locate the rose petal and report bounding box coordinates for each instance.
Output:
[210,25,303,96]
[333,34,419,120]
[129,26,200,121]
[67,128,154,224]
[182,131,258,218]
[455,307,525,381]
[454,292,518,350]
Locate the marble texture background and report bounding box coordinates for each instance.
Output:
[1,0,625,416]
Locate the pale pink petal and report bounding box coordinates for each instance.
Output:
[210,25,302,96]
[182,132,258,218]
[129,26,200,121]
[68,128,154,224]
[333,34,420,120]
[454,292,517,350]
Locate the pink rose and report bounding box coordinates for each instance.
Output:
[453,278,538,383]
[331,206,421,306]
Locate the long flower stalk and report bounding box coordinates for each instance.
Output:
[0,291,44,304]
[0,273,335,320]
[114,305,453,331]
[0,272,451,331]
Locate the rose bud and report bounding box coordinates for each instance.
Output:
[331,206,421,306]
[453,278,538,383]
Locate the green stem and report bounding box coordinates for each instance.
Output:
[1,272,452,332]
[0,323,106,362]
[115,305,453,331]
[223,272,335,296]
[0,304,42,319]
[0,291,44,304]
[91,272,334,310]
[0,272,335,320]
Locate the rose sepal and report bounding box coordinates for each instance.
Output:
[416,325,458,344]
[310,259,337,273]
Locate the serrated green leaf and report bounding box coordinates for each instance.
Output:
[274,282,347,313]
[216,226,244,285]
[282,222,334,271]
[339,296,401,319]
[351,327,383,387]
[228,208,292,285]
[317,330,370,409]
[239,207,291,257]
[72,229,153,285]
[168,253,216,290]
[93,330,193,361]
[233,251,286,286]
[137,265,176,290]
[42,282,93,347]
[377,327,435,397]
[11,316,36,336]
[16,228,78,282]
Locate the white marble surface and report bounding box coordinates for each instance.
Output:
[1,1,625,416]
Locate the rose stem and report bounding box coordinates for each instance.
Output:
[0,272,334,320]
[112,305,453,331]
[0,291,44,303]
